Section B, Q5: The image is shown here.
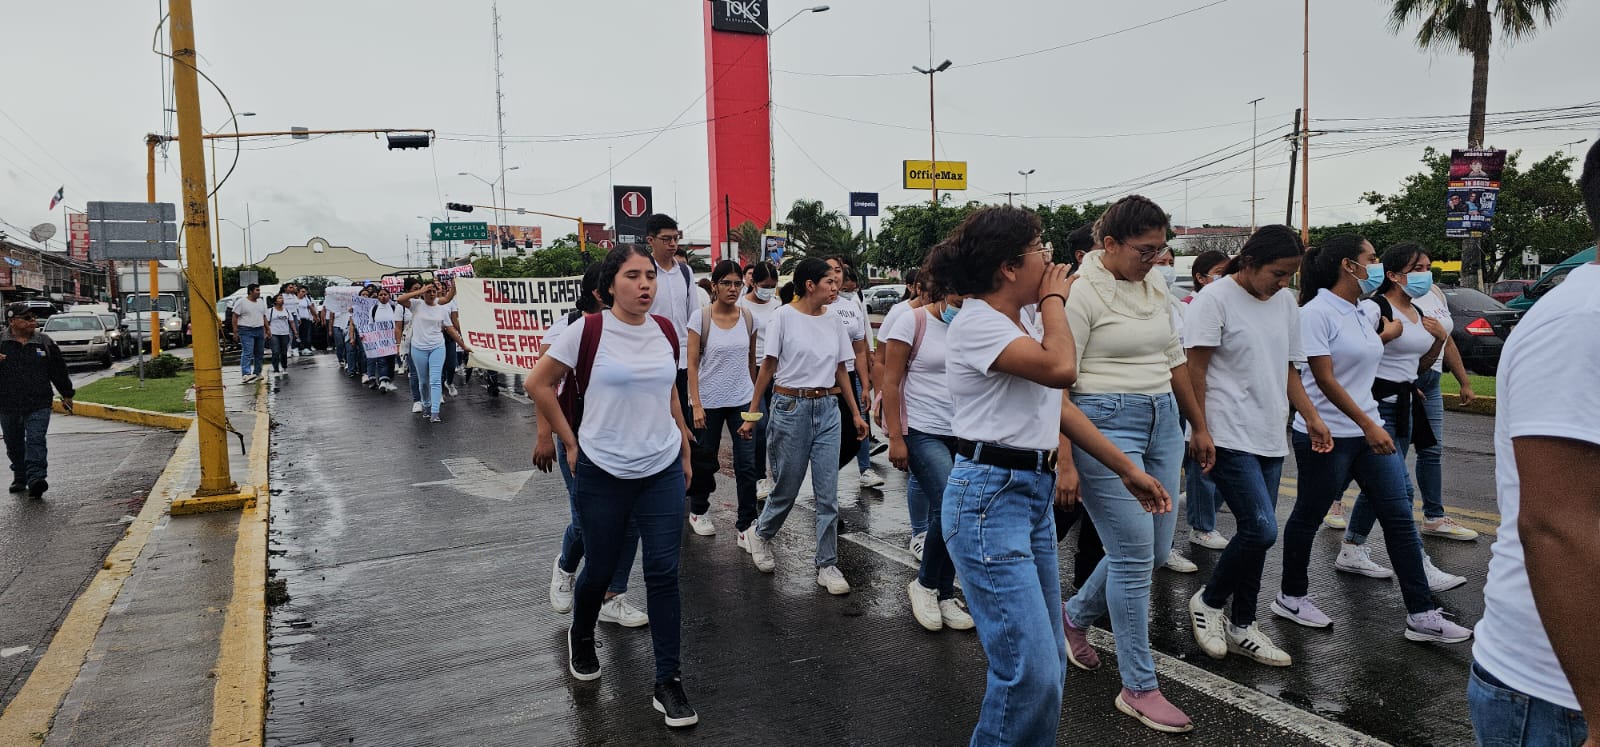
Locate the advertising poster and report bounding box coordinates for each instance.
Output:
[454,274,586,374]
[1446,149,1506,239]
[463,224,543,249]
[350,296,398,358]
[762,232,787,267]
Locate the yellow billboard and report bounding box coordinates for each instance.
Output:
[903,160,968,191]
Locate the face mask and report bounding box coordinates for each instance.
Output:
[1350,261,1384,295]
[1156,265,1178,288]
[1403,271,1433,299]
[940,304,960,325]
[755,287,775,302]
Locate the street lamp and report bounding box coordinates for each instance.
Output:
[912,59,953,206]
[1561,138,1588,155]
[753,5,829,224]
[459,167,520,259]
[1017,169,1035,208]
[1248,97,1264,230]
[222,209,269,265]
[208,111,254,301]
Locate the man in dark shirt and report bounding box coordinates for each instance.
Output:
[0,303,75,497]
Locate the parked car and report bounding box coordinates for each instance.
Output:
[94,312,133,359]
[1442,287,1523,375]
[1506,245,1595,311]
[40,313,115,368]
[1488,279,1534,304]
[865,284,906,315]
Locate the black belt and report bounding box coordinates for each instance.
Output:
[956,439,1058,473]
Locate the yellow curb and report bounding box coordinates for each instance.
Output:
[209,385,271,747]
[1443,392,1495,415]
[0,423,200,744]
[53,399,193,431]
[170,486,257,515]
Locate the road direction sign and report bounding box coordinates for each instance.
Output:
[431,222,488,242]
[612,185,654,247]
[620,191,648,218]
[597,239,616,250]
[87,201,179,260]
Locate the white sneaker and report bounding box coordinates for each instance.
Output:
[1423,555,1468,592]
[688,512,716,536]
[939,598,975,630]
[1226,622,1293,666]
[1190,530,1230,551]
[446,383,459,397]
[908,580,942,631]
[750,532,775,572]
[361,374,370,384]
[1189,590,1227,659]
[756,478,774,500]
[411,402,424,414]
[736,526,752,553]
[549,557,575,614]
[817,566,851,595]
[1405,608,1473,644]
[1421,516,1480,542]
[858,471,885,489]
[598,595,649,627]
[1164,552,1199,573]
[1334,542,1394,579]
[1322,502,1348,530]
[908,532,927,561]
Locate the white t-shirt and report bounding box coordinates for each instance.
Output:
[330,304,351,331]
[543,312,574,350]
[884,306,954,436]
[736,294,781,361]
[763,304,853,389]
[545,311,683,480]
[688,307,755,410]
[648,258,697,369]
[828,296,868,372]
[1373,300,1437,384]
[1411,287,1454,374]
[282,295,304,322]
[1184,276,1305,457]
[1474,262,1600,712]
[1294,289,1384,438]
[946,298,1059,451]
[880,299,916,349]
[408,300,453,350]
[373,301,401,325]
[266,307,294,337]
[234,297,268,328]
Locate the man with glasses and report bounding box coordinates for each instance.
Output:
[645,213,698,420]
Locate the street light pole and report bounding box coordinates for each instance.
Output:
[209,111,254,304]
[1561,138,1588,155]
[1248,97,1264,231]
[913,59,953,207]
[460,168,519,262]
[1018,168,1035,208]
[754,6,829,225]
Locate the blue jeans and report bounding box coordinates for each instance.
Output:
[443,336,458,386]
[1199,448,1284,626]
[906,473,928,536]
[238,326,265,376]
[408,353,423,402]
[1064,393,1182,693]
[1283,432,1434,614]
[2,408,52,485]
[331,327,348,370]
[905,430,957,598]
[366,354,393,382]
[1348,374,1447,545]
[756,393,841,568]
[1470,662,1589,746]
[849,371,871,473]
[688,405,759,531]
[1347,396,1415,544]
[270,334,291,372]
[556,440,635,595]
[347,331,365,376]
[411,345,445,415]
[571,453,685,684]
[943,458,1064,746]
[1185,454,1220,533]
[752,389,772,479]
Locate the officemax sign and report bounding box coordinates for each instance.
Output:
[902,160,968,191]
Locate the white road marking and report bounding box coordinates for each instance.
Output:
[411,457,535,502]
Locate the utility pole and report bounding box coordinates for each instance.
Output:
[1018,169,1035,208]
[1183,178,1192,230]
[1002,192,1019,206]
[1286,109,1302,228]
[167,0,235,496]
[1248,97,1264,231]
[492,3,509,259]
[1300,0,1311,244]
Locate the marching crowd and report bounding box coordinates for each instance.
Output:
[521,139,1600,747]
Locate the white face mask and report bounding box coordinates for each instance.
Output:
[1156,265,1178,288]
[754,287,776,302]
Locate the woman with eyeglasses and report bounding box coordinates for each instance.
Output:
[1058,195,1211,734]
[737,261,782,500]
[686,260,759,542]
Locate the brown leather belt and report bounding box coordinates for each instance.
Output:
[773,385,842,399]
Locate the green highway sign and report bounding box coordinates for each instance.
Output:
[430,222,488,241]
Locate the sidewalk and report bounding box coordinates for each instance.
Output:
[0,357,269,746]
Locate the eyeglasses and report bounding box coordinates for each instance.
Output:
[649,233,682,244]
[1018,248,1052,262]
[1126,243,1172,263]
[714,280,743,289]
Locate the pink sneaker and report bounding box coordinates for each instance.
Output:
[1061,602,1100,671]
[1115,687,1194,733]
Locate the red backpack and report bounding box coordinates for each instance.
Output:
[557,312,680,431]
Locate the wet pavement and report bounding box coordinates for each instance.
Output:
[266,353,1495,746]
[0,415,182,712]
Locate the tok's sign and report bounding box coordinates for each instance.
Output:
[1445,149,1506,239]
[455,275,588,374]
[710,0,768,34]
[902,160,968,191]
[848,192,879,217]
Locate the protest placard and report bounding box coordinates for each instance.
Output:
[323,286,358,318]
[351,296,398,358]
[453,274,585,375]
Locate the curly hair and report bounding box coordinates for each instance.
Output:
[926,205,1042,296]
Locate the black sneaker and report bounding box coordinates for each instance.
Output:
[27,479,48,498]
[8,481,24,493]
[567,626,601,681]
[652,678,699,728]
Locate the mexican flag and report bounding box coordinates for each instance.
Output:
[47,186,63,210]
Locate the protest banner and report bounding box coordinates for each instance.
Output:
[323,286,358,318]
[350,296,398,358]
[435,264,476,282]
[1446,149,1506,239]
[453,274,585,375]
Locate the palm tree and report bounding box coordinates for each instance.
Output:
[1388,0,1566,289]
[783,199,872,273]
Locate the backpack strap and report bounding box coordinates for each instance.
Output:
[740,307,755,352]
[678,262,695,314]
[574,312,604,398]
[1370,295,1394,334]
[650,314,681,367]
[697,303,713,361]
[899,306,930,436]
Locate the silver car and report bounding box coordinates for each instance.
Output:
[41,313,115,368]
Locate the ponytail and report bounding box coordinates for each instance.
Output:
[1223,225,1303,276]
[1299,233,1367,305]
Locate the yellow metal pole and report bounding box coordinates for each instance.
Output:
[145,136,161,357]
[168,0,234,495]
[578,217,586,261]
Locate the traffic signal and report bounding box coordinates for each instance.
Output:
[386,133,431,150]
[445,202,474,213]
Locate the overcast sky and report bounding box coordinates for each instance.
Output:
[2,0,1595,269]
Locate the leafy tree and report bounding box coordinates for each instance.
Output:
[221,264,278,296]
[286,275,334,298]
[734,220,766,266]
[1388,0,1568,287]
[782,199,872,273]
[869,198,980,272]
[471,236,588,279]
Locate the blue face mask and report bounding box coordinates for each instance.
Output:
[1403,271,1433,299]
[940,304,959,325]
[1352,261,1384,295]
